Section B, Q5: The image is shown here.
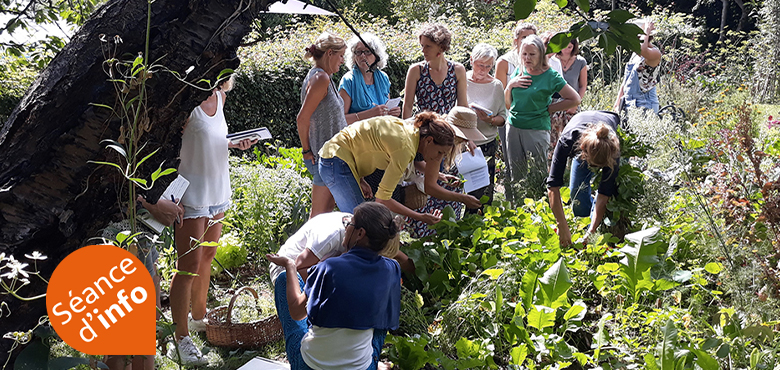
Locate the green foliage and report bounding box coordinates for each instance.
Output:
[225,157,311,259]
[0,59,36,122]
[1,0,101,69]
[211,232,249,276]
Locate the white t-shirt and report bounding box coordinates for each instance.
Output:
[178,92,231,207]
[466,76,509,146]
[548,56,563,77]
[300,326,374,370]
[268,212,349,285]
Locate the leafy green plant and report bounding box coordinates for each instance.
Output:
[211,232,249,276]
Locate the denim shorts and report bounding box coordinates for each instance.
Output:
[304,158,326,187]
[183,200,231,220]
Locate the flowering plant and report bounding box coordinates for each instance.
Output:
[768,115,780,129]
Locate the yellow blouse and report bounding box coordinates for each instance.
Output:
[319,116,420,200]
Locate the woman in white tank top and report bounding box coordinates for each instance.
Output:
[169,76,258,365]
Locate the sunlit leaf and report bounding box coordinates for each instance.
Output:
[514,0,537,20]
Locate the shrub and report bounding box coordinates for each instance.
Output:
[211,232,249,276]
[225,157,311,258]
[0,60,36,123]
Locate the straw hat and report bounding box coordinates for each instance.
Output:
[445,106,487,142]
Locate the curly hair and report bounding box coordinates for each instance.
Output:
[418,23,452,53]
[345,33,388,71]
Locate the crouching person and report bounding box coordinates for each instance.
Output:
[266,202,402,370]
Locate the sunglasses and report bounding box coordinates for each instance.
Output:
[342,215,354,228]
[354,50,374,57]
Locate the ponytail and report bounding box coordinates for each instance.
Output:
[578,123,620,171]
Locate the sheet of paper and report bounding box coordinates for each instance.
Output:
[469,103,493,116]
[237,357,290,370]
[455,148,490,194]
[385,97,402,109]
[137,175,190,234]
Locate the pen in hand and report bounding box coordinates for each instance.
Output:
[171,195,181,224]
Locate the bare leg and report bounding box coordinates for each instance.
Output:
[104,355,131,370]
[191,213,223,321]
[310,184,335,218]
[170,217,207,340]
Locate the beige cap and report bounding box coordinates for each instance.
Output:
[445,106,487,142]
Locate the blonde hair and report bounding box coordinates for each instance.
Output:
[520,35,548,69]
[579,123,620,170]
[217,74,235,92]
[304,32,346,62]
[513,22,538,48]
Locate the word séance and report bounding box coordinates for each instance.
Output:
[51,258,149,342]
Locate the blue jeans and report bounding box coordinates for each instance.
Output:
[319,156,365,214]
[274,272,386,370]
[569,157,595,218]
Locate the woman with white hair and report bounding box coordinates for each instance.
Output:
[339,33,400,122]
[465,43,507,213]
[504,35,580,187]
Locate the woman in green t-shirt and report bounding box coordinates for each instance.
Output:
[504,35,580,189]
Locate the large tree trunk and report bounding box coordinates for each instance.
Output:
[0,0,271,360]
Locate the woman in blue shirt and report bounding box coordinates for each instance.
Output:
[266,202,402,370]
[339,33,400,122]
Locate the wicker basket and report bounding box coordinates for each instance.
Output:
[403,184,428,210]
[205,286,283,348]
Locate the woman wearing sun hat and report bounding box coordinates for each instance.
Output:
[318,111,482,226]
[405,106,487,237]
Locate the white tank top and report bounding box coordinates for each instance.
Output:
[178,91,231,208]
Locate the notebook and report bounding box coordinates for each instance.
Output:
[137,175,189,233]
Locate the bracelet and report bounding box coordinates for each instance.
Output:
[355,112,361,120]
[302,149,311,154]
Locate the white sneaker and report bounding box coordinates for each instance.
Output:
[188,313,208,333]
[175,336,207,366]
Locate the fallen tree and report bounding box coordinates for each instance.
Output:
[0,0,271,359]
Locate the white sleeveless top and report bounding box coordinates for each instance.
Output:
[178,92,231,208]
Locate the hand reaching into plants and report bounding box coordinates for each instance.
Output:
[417,209,442,225]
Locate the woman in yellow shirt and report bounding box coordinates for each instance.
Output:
[319,112,481,225]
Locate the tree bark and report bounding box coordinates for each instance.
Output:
[0,0,270,360]
[719,0,728,42]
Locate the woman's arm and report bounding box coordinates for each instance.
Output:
[578,64,588,99]
[265,254,308,320]
[454,63,469,107]
[376,198,440,224]
[588,193,610,234]
[640,22,661,67]
[548,84,581,113]
[496,59,509,88]
[294,249,322,281]
[402,64,421,119]
[613,82,625,112]
[547,187,572,247]
[340,89,386,124]
[297,72,329,164]
[421,156,481,209]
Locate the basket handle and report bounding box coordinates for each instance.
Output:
[225,286,258,325]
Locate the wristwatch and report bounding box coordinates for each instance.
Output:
[302,148,312,154]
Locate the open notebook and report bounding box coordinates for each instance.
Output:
[137,175,189,233]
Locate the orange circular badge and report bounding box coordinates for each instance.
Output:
[46,245,156,355]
